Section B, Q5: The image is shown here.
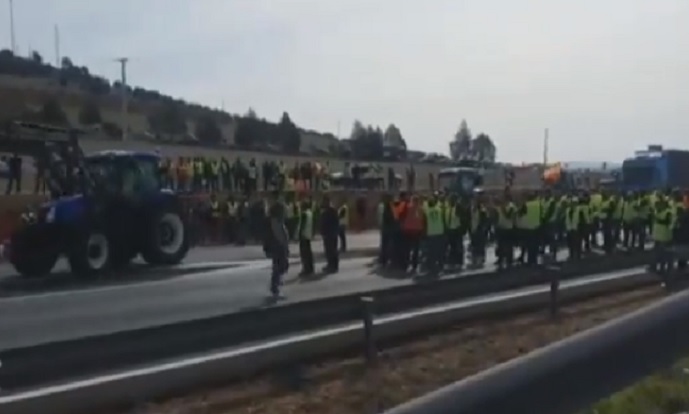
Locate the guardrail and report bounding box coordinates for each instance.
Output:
[383,276,689,414]
[0,252,649,390]
[0,268,656,414]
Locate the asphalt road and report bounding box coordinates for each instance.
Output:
[0,231,381,280]
[0,248,512,351]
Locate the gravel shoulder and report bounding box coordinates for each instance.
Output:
[118,287,665,414]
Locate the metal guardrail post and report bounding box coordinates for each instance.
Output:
[549,266,560,318]
[361,296,377,366]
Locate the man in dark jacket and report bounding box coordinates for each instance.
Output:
[263,191,289,299]
[320,195,340,273]
[379,193,395,267]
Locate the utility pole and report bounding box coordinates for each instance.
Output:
[54,24,60,67]
[543,128,549,166]
[115,57,129,141]
[9,0,16,54]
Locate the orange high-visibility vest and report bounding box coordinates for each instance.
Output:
[401,203,424,232]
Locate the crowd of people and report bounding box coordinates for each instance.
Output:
[207,185,689,298]
[373,187,689,275]
[1,153,421,195]
[198,191,351,298]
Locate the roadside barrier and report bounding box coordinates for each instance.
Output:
[382,279,689,414]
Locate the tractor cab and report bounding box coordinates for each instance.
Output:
[437,167,483,196]
[85,150,164,198]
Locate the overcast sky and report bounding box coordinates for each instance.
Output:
[1,0,688,162]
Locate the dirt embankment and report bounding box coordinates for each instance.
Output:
[116,287,664,414]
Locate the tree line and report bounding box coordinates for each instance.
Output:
[449,119,497,163]
[0,49,499,163]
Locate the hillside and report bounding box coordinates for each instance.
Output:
[0,49,385,158]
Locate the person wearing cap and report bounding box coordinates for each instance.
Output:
[495,192,517,269]
[337,198,349,252]
[264,191,289,299]
[651,195,673,273]
[391,192,408,270]
[378,193,395,267]
[565,195,584,260]
[444,194,463,270]
[423,195,445,274]
[297,199,315,276]
[320,194,340,273]
[517,191,542,266]
[469,191,489,267]
[399,194,424,272]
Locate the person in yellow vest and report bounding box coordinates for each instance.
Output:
[338,200,349,253]
[225,195,239,244]
[495,193,517,269]
[636,191,651,251]
[209,158,221,192]
[320,195,340,273]
[378,193,395,267]
[621,192,638,250]
[207,193,222,244]
[564,195,585,261]
[298,199,315,276]
[444,194,463,269]
[193,157,204,192]
[651,197,673,273]
[469,194,490,268]
[423,196,445,275]
[589,191,603,248]
[600,192,617,254]
[248,159,259,196]
[285,194,299,241]
[517,192,542,266]
[612,192,625,247]
[540,191,558,260]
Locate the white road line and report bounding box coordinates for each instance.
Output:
[0,257,375,304]
[0,262,271,304]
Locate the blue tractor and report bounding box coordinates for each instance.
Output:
[0,122,190,278]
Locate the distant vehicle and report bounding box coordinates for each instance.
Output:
[621,146,689,191]
[0,122,190,278]
[437,167,483,196]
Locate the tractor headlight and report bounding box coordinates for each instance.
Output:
[45,206,56,223]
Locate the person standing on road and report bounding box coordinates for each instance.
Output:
[338,199,349,252]
[298,199,315,276]
[423,196,445,275]
[320,195,340,273]
[378,193,395,267]
[264,191,290,299]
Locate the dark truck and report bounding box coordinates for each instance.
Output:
[0,121,190,278]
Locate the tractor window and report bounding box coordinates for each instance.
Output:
[85,158,121,194]
[437,173,456,191]
[121,158,161,197]
[133,158,162,192]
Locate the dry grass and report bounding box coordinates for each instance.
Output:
[117,287,664,414]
